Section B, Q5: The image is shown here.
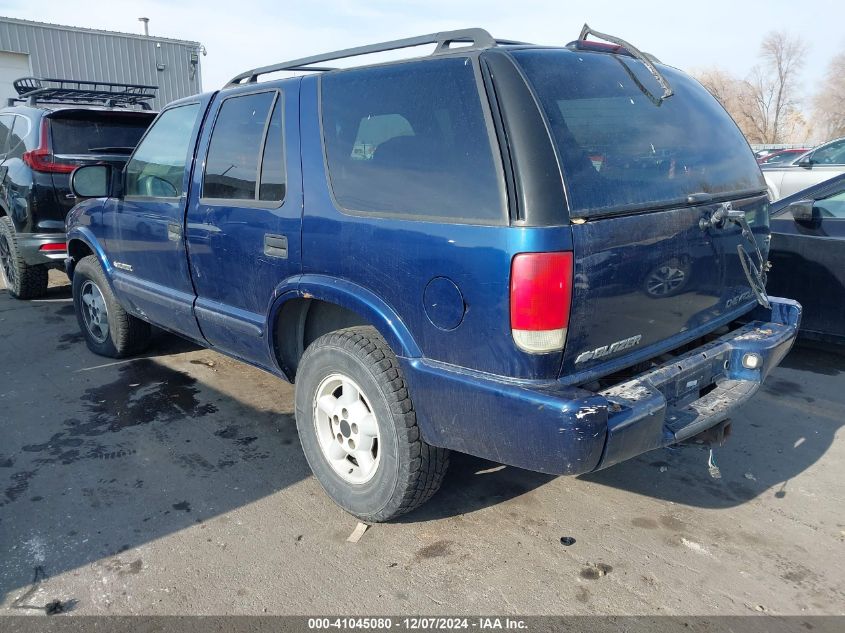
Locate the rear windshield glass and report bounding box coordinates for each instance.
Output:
[511,49,765,215]
[50,115,152,155]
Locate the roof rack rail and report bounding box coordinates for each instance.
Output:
[226,28,527,86]
[9,77,158,110]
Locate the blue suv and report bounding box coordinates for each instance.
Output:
[64,27,801,521]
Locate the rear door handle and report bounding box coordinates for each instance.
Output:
[264,234,288,258]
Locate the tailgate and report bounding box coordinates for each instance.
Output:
[562,195,770,380]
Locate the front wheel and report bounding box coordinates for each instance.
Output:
[294,326,449,522]
[72,255,151,358]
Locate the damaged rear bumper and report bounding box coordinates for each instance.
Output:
[402,297,801,476]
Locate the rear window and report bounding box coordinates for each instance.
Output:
[512,49,765,215]
[50,114,153,155]
[321,57,506,223]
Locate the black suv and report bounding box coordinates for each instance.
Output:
[0,78,157,298]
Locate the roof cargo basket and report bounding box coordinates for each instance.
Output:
[227,27,528,86]
[10,77,158,110]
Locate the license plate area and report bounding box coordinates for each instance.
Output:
[660,354,727,409]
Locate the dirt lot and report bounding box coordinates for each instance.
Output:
[1,271,843,616]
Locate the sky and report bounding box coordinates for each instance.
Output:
[1,0,843,101]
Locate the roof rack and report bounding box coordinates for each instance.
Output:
[10,77,158,110]
[227,28,527,86]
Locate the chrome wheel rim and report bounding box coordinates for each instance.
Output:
[313,373,381,484]
[0,234,17,290]
[646,265,686,296]
[80,280,109,343]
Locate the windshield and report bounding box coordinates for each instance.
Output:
[511,49,765,215]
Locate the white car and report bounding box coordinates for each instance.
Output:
[762,137,845,201]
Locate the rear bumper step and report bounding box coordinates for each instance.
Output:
[402,297,801,475]
[597,297,800,469]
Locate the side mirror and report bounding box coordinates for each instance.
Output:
[796,155,813,169]
[788,199,821,226]
[70,164,113,198]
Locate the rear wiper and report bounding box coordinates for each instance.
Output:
[577,24,674,103]
[88,146,134,154]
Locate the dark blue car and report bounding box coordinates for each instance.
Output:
[64,27,800,520]
[768,174,845,342]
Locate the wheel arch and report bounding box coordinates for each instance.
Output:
[66,228,114,285]
[268,275,422,381]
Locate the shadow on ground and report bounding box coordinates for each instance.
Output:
[0,284,548,606]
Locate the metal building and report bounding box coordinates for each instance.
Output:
[0,16,203,110]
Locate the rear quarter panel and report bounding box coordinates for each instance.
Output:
[298,75,571,379]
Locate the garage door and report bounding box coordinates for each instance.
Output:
[0,51,32,107]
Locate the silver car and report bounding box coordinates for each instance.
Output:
[762,137,845,200]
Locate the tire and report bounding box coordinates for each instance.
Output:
[0,217,49,299]
[72,255,151,358]
[294,326,449,522]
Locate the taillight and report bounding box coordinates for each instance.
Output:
[510,252,573,353]
[39,242,67,252]
[22,119,77,174]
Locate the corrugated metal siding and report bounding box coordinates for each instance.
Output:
[0,17,202,109]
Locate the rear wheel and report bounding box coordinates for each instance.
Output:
[72,255,151,358]
[294,326,449,522]
[0,217,49,299]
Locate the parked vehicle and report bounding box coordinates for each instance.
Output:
[762,137,845,201]
[64,27,800,521]
[754,149,779,160]
[0,77,156,298]
[768,174,845,342]
[757,148,810,165]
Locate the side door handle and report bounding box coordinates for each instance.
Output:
[264,234,288,259]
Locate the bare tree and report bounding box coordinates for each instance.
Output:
[813,51,845,140]
[694,67,762,142]
[737,31,808,144]
[695,67,738,110]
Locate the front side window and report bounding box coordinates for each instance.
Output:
[813,189,845,219]
[810,140,845,165]
[125,104,200,198]
[321,57,506,223]
[512,49,765,215]
[203,91,278,201]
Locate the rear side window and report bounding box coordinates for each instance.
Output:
[50,115,151,155]
[512,49,765,215]
[7,115,30,159]
[203,91,279,201]
[321,57,506,223]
